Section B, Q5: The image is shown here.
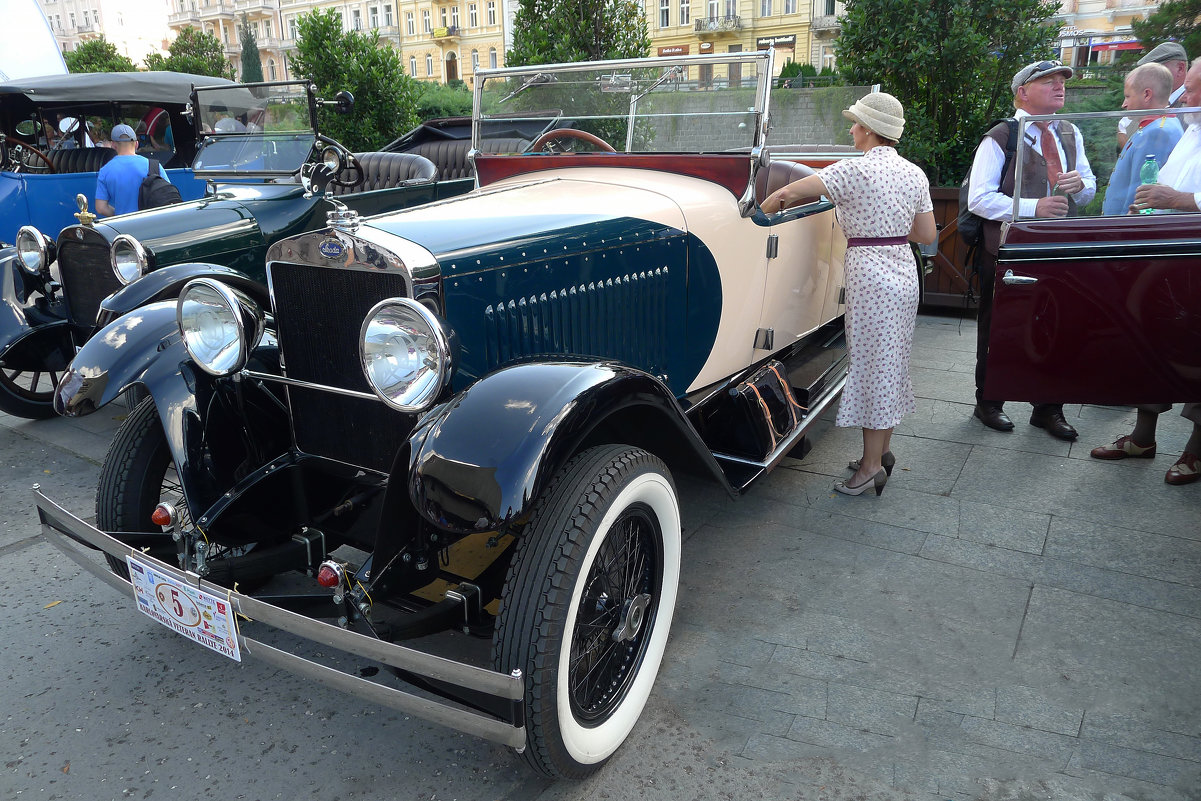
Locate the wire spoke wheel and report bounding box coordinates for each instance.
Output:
[492,445,680,779]
[0,366,59,419]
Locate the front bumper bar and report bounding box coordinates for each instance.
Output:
[34,487,527,750]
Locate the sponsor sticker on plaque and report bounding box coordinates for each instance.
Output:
[127,555,242,662]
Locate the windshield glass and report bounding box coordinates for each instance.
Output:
[1013,107,1199,219]
[194,82,313,135]
[476,54,772,154]
[193,132,316,174]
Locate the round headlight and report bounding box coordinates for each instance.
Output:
[177,278,264,376]
[111,235,148,285]
[360,298,451,412]
[321,146,343,174]
[15,226,49,275]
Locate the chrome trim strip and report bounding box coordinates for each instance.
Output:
[35,488,527,749]
[712,372,846,471]
[242,370,382,402]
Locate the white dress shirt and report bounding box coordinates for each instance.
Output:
[1158,122,1201,209]
[967,108,1097,221]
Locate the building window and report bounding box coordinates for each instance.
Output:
[426,53,434,76]
[352,9,362,30]
[784,0,795,12]
[679,0,689,25]
[69,11,75,27]
[451,6,459,26]
[410,55,417,75]
[707,0,718,18]
[406,12,414,35]
[81,10,88,25]
[489,47,497,69]
[440,7,447,26]
[422,10,430,32]
[268,58,277,80]
[471,49,479,71]
[384,4,393,25]
[288,16,297,39]
[724,0,735,15]
[486,1,495,25]
[824,0,836,14]
[369,6,378,27]
[760,0,771,15]
[659,0,669,27]
[469,3,477,27]
[264,19,271,38]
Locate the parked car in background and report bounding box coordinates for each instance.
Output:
[39,51,859,778]
[984,108,1201,405]
[1,79,473,419]
[0,70,234,245]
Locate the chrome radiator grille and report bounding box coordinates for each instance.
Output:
[482,268,669,375]
[269,262,411,472]
[57,240,120,327]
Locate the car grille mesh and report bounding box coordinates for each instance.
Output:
[57,240,120,327]
[270,262,411,472]
[482,268,670,375]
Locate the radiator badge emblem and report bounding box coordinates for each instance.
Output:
[318,237,345,260]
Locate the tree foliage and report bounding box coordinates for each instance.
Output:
[65,36,137,73]
[507,0,650,66]
[1133,0,1201,66]
[416,81,474,119]
[837,0,1060,185]
[290,9,420,151]
[239,14,264,83]
[145,27,236,79]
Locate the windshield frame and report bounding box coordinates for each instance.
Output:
[189,80,320,179]
[470,50,777,155]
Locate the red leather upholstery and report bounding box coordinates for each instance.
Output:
[754,159,818,208]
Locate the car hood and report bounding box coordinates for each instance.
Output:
[94,182,311,260]
[363,174,689,262]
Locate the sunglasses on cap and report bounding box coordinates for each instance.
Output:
[1033,60,1063,71]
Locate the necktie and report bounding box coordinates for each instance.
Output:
[1037,122,1063,192]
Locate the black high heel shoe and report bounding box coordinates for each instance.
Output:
[834,468,888,497]
[847,451,895,477]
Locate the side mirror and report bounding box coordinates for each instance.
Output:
[332,91,354,114]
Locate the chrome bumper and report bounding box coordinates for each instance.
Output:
[34,487,527,750]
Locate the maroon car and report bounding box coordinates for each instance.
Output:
[984,109,1200,404]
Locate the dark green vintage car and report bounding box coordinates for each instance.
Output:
[1,80,472,418]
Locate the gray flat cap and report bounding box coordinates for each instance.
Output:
[1011,60,1074,93]
[1138,41,1188,66]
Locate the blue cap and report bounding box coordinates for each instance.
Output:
[110,123,137,142]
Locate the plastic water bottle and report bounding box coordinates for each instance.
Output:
[1139,155,1159,214]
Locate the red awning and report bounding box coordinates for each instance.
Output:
[1091,41,1141,51]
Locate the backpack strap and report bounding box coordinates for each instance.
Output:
[147,158,160,177]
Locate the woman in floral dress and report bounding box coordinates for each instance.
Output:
[761,92,935,497]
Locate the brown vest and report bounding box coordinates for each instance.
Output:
[982,120,1078,254]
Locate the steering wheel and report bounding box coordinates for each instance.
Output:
[531,128,616,153]
[11,143,56,173]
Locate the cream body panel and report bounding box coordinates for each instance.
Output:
[755,208,841,358]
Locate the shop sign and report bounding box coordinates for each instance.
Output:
[657,45,690,56]
[756,34,796,49]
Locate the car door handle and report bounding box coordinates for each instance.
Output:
[1002,270,1038,285]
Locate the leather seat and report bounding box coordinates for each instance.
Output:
[755,159,818,208]
[333,152,438,196]
[47,147,116,174]
[401,137,530,180]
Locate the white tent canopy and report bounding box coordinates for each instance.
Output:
[0,0,68,82]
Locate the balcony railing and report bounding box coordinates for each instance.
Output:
[168,10,201,25]
[234,0,277,13]
[694,15,741,33]
[432,25,460,39]
[197,1,235,20]
[76,22,101,35]
[811,15,840,32]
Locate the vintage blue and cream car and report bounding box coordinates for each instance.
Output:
[37,52,859,778]
[2,79,471,419]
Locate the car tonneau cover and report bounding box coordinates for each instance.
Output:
[0,71,232,104]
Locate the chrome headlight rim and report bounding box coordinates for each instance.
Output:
[177,278,265,377]
[359,297,452,413]
[110,234,149,285]
[320,145,344,174]
[15,226,51,276]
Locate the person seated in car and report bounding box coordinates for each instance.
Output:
[1102,63,1183,215]
[1091,57,1201,486]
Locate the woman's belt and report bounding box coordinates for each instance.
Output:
[846,236,909,248]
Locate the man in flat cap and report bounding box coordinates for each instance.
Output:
[965,60,1096,440]
[1139,41,1189,107]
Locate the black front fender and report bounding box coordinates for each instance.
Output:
[97,262,271,328]
[1,248,68,359]
[406,361,730,535]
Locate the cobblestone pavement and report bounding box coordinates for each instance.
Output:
[1,314,1198,801]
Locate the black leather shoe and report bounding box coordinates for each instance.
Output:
[1030,409,1078,440]
[974,404,1014,431]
